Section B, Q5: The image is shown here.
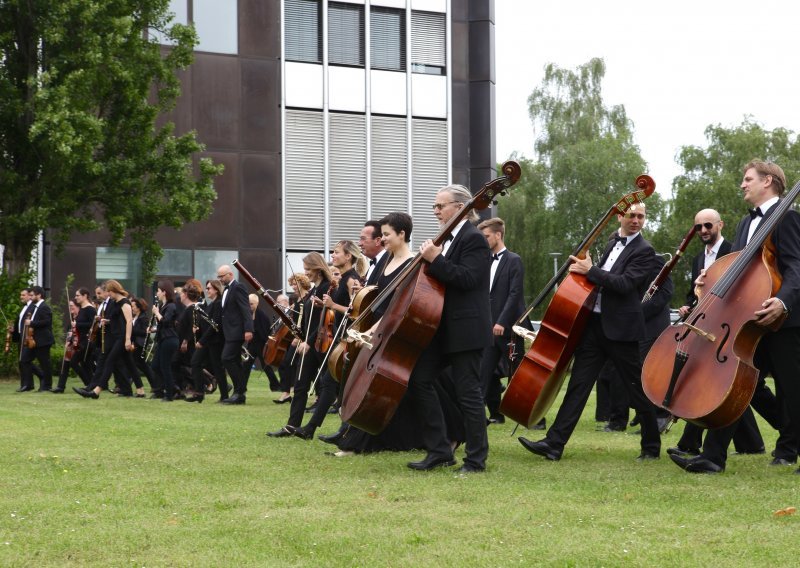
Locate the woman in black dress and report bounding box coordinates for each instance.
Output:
[273,274,311,404]
[150,280,179,401]
[131,296,158,395]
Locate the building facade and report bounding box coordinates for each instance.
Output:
[46,0,496,297]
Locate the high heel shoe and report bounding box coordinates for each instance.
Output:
[273,395,292,404]
[184,395,204,403]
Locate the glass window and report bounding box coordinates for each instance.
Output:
[371,7,405,71]
[156,249,193,277]
[329,2,364,67]
[194,250,238,286]
[410,10,446,75]
[286,0,322,63]
[194,0,238,54]
[96,247,143,298]
[150,0,188,46]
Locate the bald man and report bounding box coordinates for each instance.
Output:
[678,209,730,317]
[217,264,254,404]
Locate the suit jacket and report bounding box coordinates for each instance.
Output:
[366,251,389,286]
[641,254,674,340]
[27,301,55,348]
[587,232,655,342]
[131,314,149,348]
[731,204,800,328]
[489,250,527,338]
[684,239,732,306]
[426,221,493,353]
[221,280,254,342]
[199,299,223,346]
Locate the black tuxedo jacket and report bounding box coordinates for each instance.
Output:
[199,299,223,346]
[426,221,492,353]
[587,232,655,342]
[489,250,526,338]
[684,239,732,306]
[731,204,800,328]
[27,301,54,348]
[221,280,254,342]
[642,254,674,340]
[366,251,389,286]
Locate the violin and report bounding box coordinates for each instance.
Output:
[642,179,800,429]
[500,175,656,427]
[314,280,338,353]
[24,323,36,349]
[3,327,10,354]
[340,161,521,434]
[327,284,379,382]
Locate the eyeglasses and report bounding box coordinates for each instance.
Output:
[694,222,716,231]
[432,201,458,211]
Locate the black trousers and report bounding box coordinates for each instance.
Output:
[278,345,297,392]
[545,315,660,456]
[222,339,245,395]
[132,345,159,391]
[305,369,338,429]
[408,340,488,469]
[286,348,323,427]
[152,337,179,397]
[20,345,52,390]
[480,335,513,417]
[702,328,800,467]
[88,336,139,391]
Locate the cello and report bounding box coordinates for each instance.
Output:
[642,179,800,429]
[341,161,521,434]
[500,175,656,427]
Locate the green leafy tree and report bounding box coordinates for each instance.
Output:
[500,58,655,316]
[0,0,222,279]
[651,118,800,305]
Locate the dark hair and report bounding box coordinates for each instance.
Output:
[364,220,382,240]
[31,286,45,298]
[206,279,224,298]
[76,287,91,298]
[379,212,413,243]
[183,278,203,302]
[132,296,149,312]
[157,279,175,303]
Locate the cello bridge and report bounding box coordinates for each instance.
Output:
[677,322,716,342]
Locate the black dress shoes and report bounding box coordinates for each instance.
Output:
[456,464,485,474]
[273,396,292,404]
[184,394,204,403]
[518,437,561,461]
[770,457,796,466]
[530,418,547,430]
[292,426,316,440]
[407,454,456,471]
[318,431,344,445]
[635,452,660,462]
[602,423,626,432]
[73,387,99,399]
[222,394,246,405]
[666,446,700,459]
[16,386,34,393]
[267,425,297,438]
[49,388,65,393]
[732,447,765,455]
[669,453,724,474]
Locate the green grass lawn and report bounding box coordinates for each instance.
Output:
[1,374,798,567]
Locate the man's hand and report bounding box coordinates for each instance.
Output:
[244,331,253,343]
[419,239,443,263]
[493,324,505,336]
[754,297,787,327]
[568,253,593,275]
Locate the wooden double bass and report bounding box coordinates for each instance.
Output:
[341,161,521,434]
[642,179,800,429]
[500,175,656,427]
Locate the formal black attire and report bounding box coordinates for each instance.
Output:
[19,300,54,391]
[194,299,227,400]
[277,298,302,395]
[241,306,271,392]
[131,312,158,391]
[480,248,527,419]
[171,302,198,394]
[221,279,254,399]
[365,250,388,287]
[406,221,492,470]
[151,301,178,399]
[536,232,661,458]
[285,278,331,426]
[87,298,140,393]
[696,202,800,468]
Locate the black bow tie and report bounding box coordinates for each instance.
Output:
[369,258,376,266]
[613,235,628,245]
[493,252,504,261]
[749,207,763,219]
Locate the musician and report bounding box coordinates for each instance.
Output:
[667,209,770,456]
[74,280,140,399]
[217,264,254,405]
[171,279,204,398]
[19,286,54,392]
[399,185,492,473]
[477,217,528,425]
[273,275,309,405]
[671,160,800,474]
[130,296,158,395]
[150,280,179,401]
[189,279,227,403]
[11,287,44,391]
[519,202,662,462]
[268,253,332,436]
[241,293,273,392]
[357,220,388,288]
[52,300,80,392]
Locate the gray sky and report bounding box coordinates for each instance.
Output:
[495,0,800,195]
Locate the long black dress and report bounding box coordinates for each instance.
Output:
[336,259,465,453]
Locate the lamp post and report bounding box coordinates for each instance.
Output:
[549,252,562,290]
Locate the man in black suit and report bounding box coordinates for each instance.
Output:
[519,202,661,462]
[10,287,43,391]
[217,264,253,404]
[409,185,493,473]
[19,286,55,392]
[477,217,527,424]
[678,209,731,317]
[671,160,800,474]
[357,220,387,288]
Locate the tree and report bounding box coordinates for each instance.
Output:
[0,0,222,279]
[500,58,656,316]
[651,118,800,304]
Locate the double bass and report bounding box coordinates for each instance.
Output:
[341,161,521,434]
[642,179,800,429]
[500,176,656,427]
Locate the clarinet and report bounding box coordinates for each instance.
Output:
[142,295,159,360]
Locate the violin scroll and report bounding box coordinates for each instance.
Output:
[472,160,522,210]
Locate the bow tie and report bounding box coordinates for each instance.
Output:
[613,235,628,245]
[749,207,763,219]
[369,258,376,266]
[492,252,505,261]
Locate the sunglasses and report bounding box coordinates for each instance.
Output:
[694,222,716,231]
